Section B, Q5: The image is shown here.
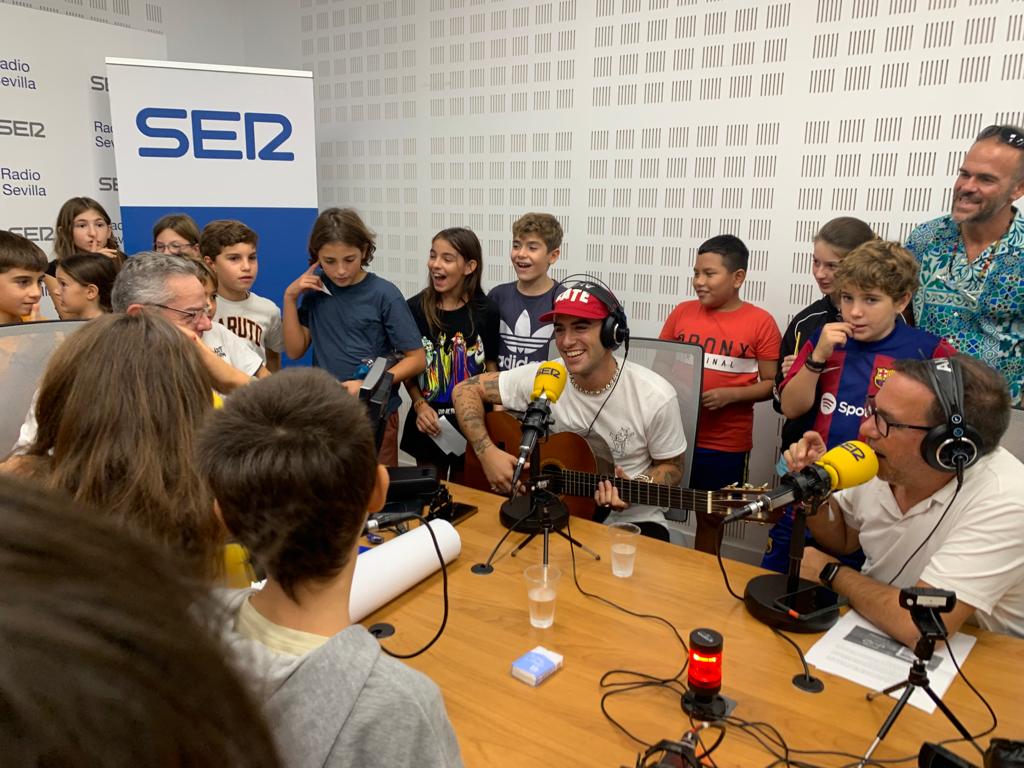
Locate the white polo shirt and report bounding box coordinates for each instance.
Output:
[835,447,1024,637]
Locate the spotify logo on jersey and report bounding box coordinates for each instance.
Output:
[820,392,837,415]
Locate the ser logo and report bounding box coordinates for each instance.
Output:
[98,176,118,191]
[8,226,54,242]
[0,119,46,138]
[135,108,294,161]
[90,75,109,92]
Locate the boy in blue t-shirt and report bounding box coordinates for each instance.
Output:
[488,212,562,370]
[765,240,956,572]
[282,208,425,465]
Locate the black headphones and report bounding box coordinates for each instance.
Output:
[559,276,630,351]
[921,357,981,474]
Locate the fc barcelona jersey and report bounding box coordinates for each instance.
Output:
[780,323,956,449]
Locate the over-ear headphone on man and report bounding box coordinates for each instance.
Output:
[559,276,630,351]
[921,357,981,474]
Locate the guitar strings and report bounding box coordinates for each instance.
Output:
[555,468,737,514]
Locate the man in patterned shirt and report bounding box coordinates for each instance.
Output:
[906,124,1024,404]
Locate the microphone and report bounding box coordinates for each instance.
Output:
[721,440,878,524]
[363,510,422,535]
[510,361,568,489]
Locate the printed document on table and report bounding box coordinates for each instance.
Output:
[805,610,976,714]
[430,415,467,456]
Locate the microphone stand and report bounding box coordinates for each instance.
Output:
[741,496,842,634]
[498,416,599,567]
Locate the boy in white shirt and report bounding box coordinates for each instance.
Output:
[201,219,284,371]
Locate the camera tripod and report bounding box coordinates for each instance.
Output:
[858,620,974,766]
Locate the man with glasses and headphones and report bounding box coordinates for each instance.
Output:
[784,355,1023,646]
[906,124,1024,406]
[111,252,270,393]
[453,280,686,541]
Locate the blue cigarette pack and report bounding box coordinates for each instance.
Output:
[511,646,563,687]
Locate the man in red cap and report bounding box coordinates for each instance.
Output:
[453,283,686,540]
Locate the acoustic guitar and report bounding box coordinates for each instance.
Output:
[462,411,769,523]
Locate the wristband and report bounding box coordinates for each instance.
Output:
[633,474,653,483]
[803,357,828,373]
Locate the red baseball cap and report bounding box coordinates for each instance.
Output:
[539,287,610,323]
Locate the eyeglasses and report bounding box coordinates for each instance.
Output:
[864,397,933,438]
[976,124,1024,149]
[154,241,196,254]
[151,303,209,325]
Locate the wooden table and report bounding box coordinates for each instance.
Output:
[365,485,1024,767]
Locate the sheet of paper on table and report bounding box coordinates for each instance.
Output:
[805,610,976,714]
[429,415,467,456]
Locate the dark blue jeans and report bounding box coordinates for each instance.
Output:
[690,447,748,553]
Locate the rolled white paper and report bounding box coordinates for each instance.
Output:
[350,519,461,623]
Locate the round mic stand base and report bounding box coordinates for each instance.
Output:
[477,418,600,570]
[742,500,841,633]
[743,574,840,634]
[499,492,569,532]
[501,487,600,565]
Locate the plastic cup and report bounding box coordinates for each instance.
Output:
[609,522,640,577]
[524,564,561,628]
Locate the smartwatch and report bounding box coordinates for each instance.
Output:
[819,562,843,589]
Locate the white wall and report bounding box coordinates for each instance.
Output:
[160,0,246,64]
[288,0,1024,487]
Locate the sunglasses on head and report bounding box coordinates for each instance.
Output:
[976,124,1024,149]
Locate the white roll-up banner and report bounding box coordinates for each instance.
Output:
[350,520,461,624]
[106,57,318,317]
[0,5,164,316]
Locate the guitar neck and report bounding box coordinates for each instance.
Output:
[552,469,731,513]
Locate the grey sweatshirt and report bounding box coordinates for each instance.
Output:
[214,588,463,768]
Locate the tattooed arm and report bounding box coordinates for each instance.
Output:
[453,373,517,491]
[645,454,684,487]
[594,454,685,509]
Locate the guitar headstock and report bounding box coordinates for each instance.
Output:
[711,483,769,507]
[709,483,777,523]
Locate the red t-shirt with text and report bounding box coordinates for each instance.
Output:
[660,301,781,452]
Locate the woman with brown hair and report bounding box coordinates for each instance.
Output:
[1,312,223,579]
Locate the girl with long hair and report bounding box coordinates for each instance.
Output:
[1,312,223,579]
[52,196,126,265]
[401,227,499,478]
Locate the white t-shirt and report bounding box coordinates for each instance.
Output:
[202,322,264,377]
[835,447,1024,637]
[213,292,283,364]
[499,358,687,527]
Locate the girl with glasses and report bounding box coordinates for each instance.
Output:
[152,212,201,258]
